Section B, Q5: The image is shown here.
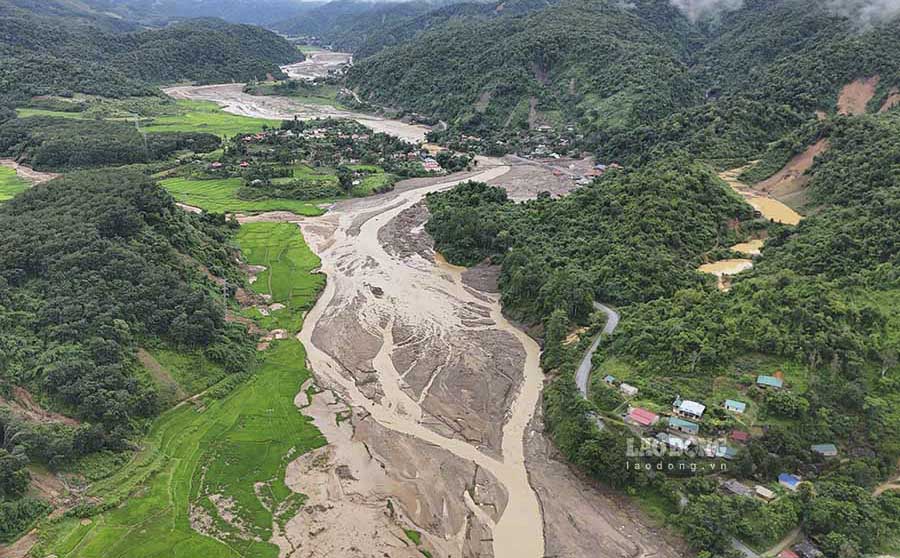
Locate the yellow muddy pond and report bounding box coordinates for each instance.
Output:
[730,239,765,256]
[746,196,802,226]
[699,259,754,291]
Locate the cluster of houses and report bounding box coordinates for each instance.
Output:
[614,373,838,496]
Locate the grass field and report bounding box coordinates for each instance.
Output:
[160,177,326,215]
[0,166,29,203]
[35,223,327,558]
[18,99,281,137]
[141,100,281,136]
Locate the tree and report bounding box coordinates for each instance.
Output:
[337,165,354,193]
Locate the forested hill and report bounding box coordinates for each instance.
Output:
[348,0,699,144]
[0,4,300,102]
[346,0,900,154]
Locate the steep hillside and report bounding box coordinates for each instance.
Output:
[0,7,300,101]
[348,0,701,147]
[1,0,320,25]
[347,0,900,156]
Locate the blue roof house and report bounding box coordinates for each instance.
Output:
[779,473,802,491]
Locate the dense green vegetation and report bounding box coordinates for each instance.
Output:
[350,0,699,153]
[348,0,900,159]
[425,28,900,558]
[0,4,299,102]
[0,116,220,171]
[31,224,326,558]
[427,157,750,321]
[0,170,262,540]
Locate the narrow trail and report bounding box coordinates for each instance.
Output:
[296,161,547,557]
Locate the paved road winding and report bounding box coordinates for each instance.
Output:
[575,302,620,399]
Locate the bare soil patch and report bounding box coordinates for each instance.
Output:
[838,75,880,115]
[0,159,60,185]
[756,139,829,208]
[0,387,79,427]
[525,403,687,558]
[880,87,900,113]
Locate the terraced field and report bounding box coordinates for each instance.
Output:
[34,223,326,558]
[160,177,326,215]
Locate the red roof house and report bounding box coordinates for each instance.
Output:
[627,407,660,427]
[731,430,751,443]
[778,551,799,558]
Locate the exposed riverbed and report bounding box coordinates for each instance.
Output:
[175,56,686,557]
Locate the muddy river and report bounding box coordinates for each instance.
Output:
[284,162,683,558]
[176,58,685,556]
[281,50,352,81]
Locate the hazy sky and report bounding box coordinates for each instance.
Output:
[668,0,900,23]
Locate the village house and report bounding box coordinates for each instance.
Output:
[722,479,753,497]
[626,407,659,427]
[715,445,738,460]
[619,383,638,397]
[730,430,751,444]
[673,397,706,420]
[655,432,692,452]
[778,550,799,558]
[779,473,802,491]
[757,375,784,389]
[811,443,838,457]
[668,416,699,436]
[755,485,777,502]
[603,375,616,385]
[724,399,747,414]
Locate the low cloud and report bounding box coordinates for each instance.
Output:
[827,0,900,26]
[669,0,744,21]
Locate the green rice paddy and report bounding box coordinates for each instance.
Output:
[35,224,327,558]
[0,166,29,203]
[160,177,325,215]
[141,100,281,136]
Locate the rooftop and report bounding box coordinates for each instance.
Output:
[668,416,699,433]
[757,375,784,388]
[811,443,838,455]
[677,399,706,416]
[779,473,801,487]
[627,407,659,426]
[724,399,747,412]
